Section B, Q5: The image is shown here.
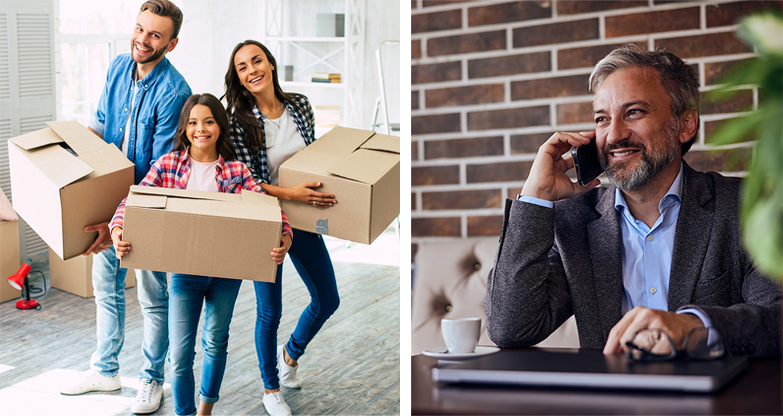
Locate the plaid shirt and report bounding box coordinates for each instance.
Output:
[229,93,316,184]
[110,150,293,238]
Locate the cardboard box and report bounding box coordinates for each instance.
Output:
[8,121,134,261]
[48,249,136,298]
[279,126,400,244]
[120,186,282,282]
[0,220,21,303]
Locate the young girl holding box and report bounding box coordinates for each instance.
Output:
[110,93,293,416]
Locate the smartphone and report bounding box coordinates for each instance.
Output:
[571,138,603,187]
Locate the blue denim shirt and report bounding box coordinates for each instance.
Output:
[89,54,191,184]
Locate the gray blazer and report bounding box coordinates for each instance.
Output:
[485,163,781,356]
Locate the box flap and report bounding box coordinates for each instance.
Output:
[242,190,281,207]
[128,185,235,203]
[360,133,399,154]
[126,193,168,209]
[46,121,107,154]
[306,126,375,156]
[327,148,399,184]
[8,126,65,151]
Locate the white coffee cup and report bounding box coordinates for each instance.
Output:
[441,317,481,353]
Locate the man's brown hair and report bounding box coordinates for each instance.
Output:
[140,0,183,40]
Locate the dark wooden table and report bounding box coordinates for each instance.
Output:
[412,348,782,415]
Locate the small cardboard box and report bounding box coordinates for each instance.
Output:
[8,121,134,261]
[120,186,282,282]
[0,220,21,303]
[48,249,136,298]
[279,126,400,244]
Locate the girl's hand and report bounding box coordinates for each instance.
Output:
[111,227,131,259]
[271,234,292,265]
[286,182,336,208]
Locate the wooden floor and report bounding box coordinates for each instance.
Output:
[0,242,400,415]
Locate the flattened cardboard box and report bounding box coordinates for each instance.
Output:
[120,186,282,282]
[8,121,134,261]
[279,126,400,244]
[49,249,136,298]
[0,221,21,303]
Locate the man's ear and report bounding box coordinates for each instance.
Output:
[679,108,698,144]
[166,37,179,53]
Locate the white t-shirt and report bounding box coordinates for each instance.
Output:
[265,110,305,186]
[186,157,219,192]
[120,79,137,157]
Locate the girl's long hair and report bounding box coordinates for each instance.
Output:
[173,93,236,160]
[223,40,294,152]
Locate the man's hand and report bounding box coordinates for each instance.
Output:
[82,221,112,256]
[521,131,601,202]
[110,227,131,259]
[603,306,705,355]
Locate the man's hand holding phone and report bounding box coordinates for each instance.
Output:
[520,131,602,202]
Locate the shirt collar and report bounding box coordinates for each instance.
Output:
[615,161,684,215]
[252,101,291,122]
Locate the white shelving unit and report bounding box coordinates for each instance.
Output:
[263,0,365,133]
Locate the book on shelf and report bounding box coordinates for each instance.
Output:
[311,73,341,83]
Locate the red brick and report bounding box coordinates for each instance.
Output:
[425,136,505,159]
[412,140,419,161]
[412,61,461,84]
[412,192,417,211]
[422,0,471,7]
[705,59,750,86]
[422,189,503,210]
[558,0,647,15]
[412,165,460,186]
[704,118,755,144]
[511,74,590,100]
[412,217,461,237]
[606,7,699,38]
[412,39,421,60]
[467,161,533,183]
[707,1,783,27]
[701,89,754,115]
[425,83,505,109]
[427,30,506,57]
[467,105,550,131]
[412,9,462,34]
[513,19,599,48]
[558,42,646,70]
[468,51,551,79]
[412,0,417,11]
[510,132,552,154]
[468,1,551,26]
[467,215,504,236]
[557,102,594,125]
[683,147,750,172]
[412,90,420,111]
[412,113,461,135]
[655,32,750,59]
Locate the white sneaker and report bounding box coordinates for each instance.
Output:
[60,370,121,395]
[131,379,163,414]
[277,345,301,389]
[263,391,292,416]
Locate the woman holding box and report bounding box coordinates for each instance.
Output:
[110,93,293,416]
[224,40,340,416]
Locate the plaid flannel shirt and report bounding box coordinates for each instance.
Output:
[110,150,293,238]
[229,93,316,184]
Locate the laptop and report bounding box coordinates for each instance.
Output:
[431,349,747,392]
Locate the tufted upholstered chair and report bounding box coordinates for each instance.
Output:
[411,237,579,355]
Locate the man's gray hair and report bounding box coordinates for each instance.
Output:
[589,44,700,155]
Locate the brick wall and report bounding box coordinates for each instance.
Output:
[411,0,782,257]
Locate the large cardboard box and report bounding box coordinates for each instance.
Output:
[8,121,134,261]
[120,186,282,282]
[279,126,400,244]
[48,249,136,298]
[0,220,21,303]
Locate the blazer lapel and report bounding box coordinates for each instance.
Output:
[587,187,625,339]
[668,163,715,310]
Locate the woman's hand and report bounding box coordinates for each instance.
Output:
[286,182,336,208]
[111,227,131,259]
[271,234,293,265]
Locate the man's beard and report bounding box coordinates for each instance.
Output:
[131,40,167,65]
[599,117,681,191]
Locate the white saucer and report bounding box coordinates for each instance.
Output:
[422,346,500,360]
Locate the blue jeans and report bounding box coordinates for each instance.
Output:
[90,247,168,383]
[254,229,340,390]
[169,274,241,416]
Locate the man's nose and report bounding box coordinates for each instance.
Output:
[606,119,630,145]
